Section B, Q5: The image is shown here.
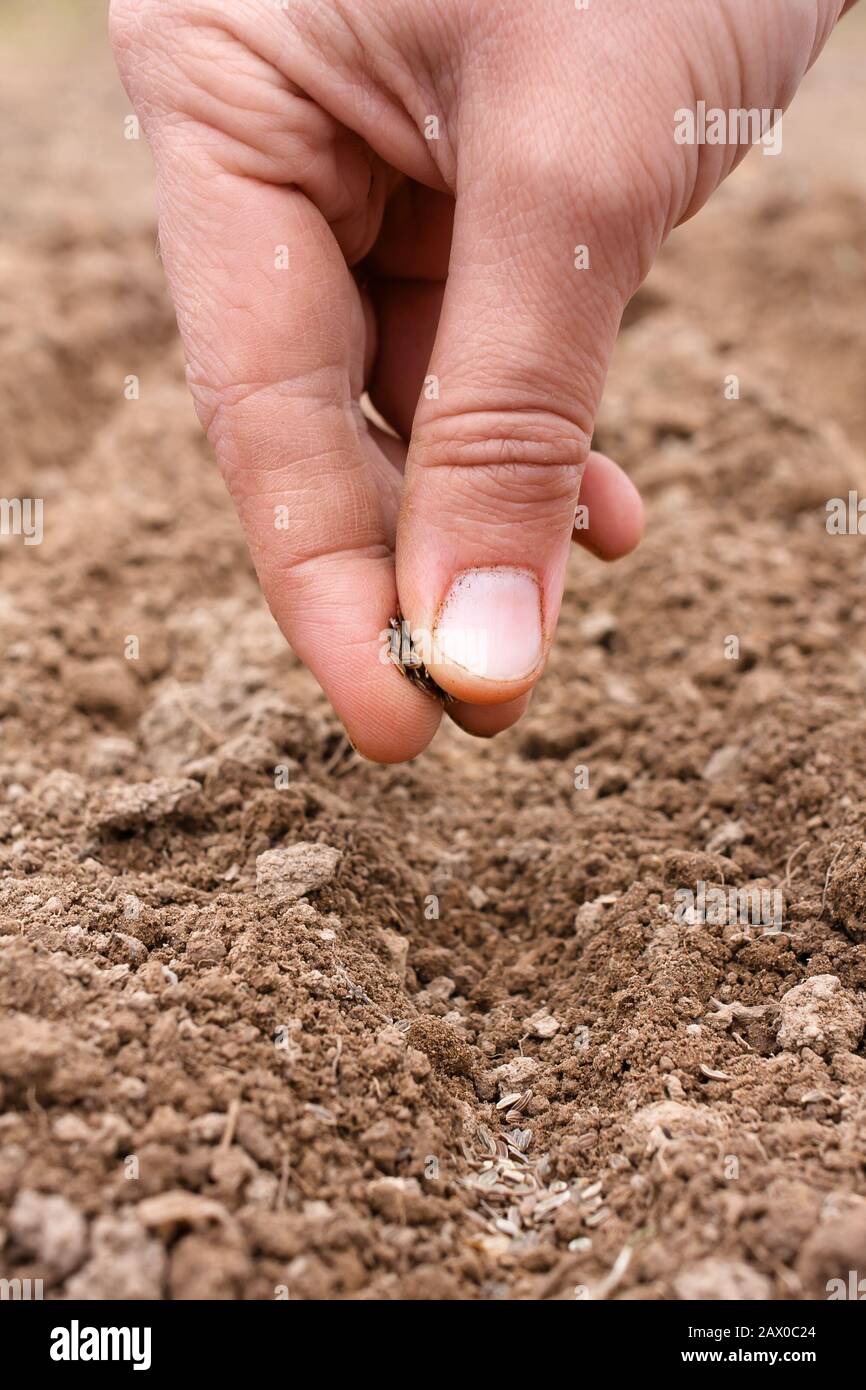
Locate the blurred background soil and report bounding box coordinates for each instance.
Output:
[2,1,866,1300]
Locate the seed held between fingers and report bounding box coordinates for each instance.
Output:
[386,614,455,706]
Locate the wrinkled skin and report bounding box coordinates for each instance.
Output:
[110,0,852,760]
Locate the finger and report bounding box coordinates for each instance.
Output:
[363,181,452,439]
[573,451,644,560]
[367,277,444,440]
[135,134,441,761]
[367,289,644,567]
[396,154,629,706]
[444,448,642,741]
[448,692,531,739]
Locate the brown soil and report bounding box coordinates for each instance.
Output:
[2,4,866,1301]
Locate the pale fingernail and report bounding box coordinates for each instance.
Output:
[433,568,543,681]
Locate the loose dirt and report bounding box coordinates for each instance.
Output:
[2,4,866,1300]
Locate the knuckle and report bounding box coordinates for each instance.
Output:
[109,0,169,55]
[433,459,581,533]
[411,410,586,527]
[412,409,591,475]
[109,0,175,97]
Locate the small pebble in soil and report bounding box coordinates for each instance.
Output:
[776,974,865,1058]
[255,842,341,905]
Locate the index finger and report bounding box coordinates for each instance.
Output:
[113,35,441,760]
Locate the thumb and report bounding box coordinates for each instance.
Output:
[396,158,633,706]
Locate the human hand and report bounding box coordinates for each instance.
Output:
[110,0,849,759]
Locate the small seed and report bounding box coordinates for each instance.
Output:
[495,1218,521,1238]
[476,1124,496,1155]
[497,1092,522,1110]
[500,1167,526,1186]
[534,1191,573,1219]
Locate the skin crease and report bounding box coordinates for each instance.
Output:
[110,0,853,761]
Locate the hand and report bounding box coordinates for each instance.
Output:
[110,0,849,760]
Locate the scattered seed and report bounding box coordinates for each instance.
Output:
[580,1180,603,1202]
[304,1104,335,1124]
[467,1232,512,1256]
[465,1209,489,1229]
[476,1124,496,1155]
[495,1218,521,1238]
[801,1089,833,1105]
[497,1092,521,1111]
[535,1190,573,1219]
[591,1243,632,1300]
[585,1206,611,1228]
[700,1064,731,1081]
[500,1167,527,1186]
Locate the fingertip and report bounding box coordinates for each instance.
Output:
[448,691,532,739]
[417,564,548,706]
[340,675,442,763]
[265,556,443,764]
[573,450,644,560]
